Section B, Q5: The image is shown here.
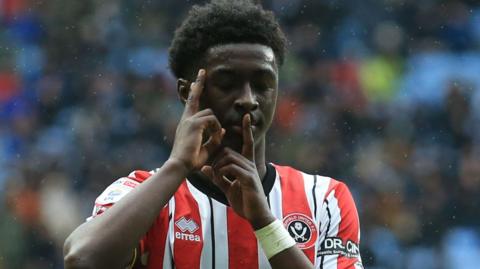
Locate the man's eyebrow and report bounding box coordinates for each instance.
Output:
[208,66,276,78]
[253,68,276,80]
[208,66,236,76]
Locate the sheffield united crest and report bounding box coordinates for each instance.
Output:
[283,213,318,249]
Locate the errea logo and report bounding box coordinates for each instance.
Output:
[175,217,199,233]
[175,217,201,242]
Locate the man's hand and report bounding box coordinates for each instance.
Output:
[202,114,275,229]
[170,69,225,173]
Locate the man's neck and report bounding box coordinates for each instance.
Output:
[254,136,267,180]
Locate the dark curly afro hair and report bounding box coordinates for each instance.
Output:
[169,0,287,79]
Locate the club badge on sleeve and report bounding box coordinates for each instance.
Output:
[283,213,318,249]
[95,177,140,205]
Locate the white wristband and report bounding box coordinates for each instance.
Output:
[254,219,296,259]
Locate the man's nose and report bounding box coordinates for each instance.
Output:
[234,83,259,113]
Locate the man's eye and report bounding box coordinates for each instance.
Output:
[215,78,235,90]
[253,82,270,92]
[217,82,233,90]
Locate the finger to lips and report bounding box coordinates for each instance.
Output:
[241,113,254,160]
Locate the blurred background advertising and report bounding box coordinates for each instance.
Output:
[1,0,480,268]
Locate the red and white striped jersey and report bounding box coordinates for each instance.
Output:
[90,163,363,269]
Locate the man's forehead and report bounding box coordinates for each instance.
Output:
[205,43,276,68]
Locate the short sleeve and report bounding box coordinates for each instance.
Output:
[316,180,363,269]
[87,170,153,221]
[86,170,164,268]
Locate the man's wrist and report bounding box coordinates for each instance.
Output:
[164,158,190,177]
[250,213,276,230]
[254,219,296,259]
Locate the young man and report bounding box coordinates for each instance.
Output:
[64,1,363,268]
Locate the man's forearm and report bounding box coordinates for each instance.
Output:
[64,159,188,268]
[269,246,314,269]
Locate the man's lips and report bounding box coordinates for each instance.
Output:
[222,114,260,134]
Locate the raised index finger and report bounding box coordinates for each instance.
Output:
[184,69,206,116]
[241,113,254,161]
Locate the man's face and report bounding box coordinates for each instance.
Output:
[200,43,278,151]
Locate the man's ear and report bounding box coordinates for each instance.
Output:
[177,78,190,105]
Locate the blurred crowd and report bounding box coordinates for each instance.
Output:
[1,0,479,268]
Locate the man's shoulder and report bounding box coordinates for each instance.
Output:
[94,169,159,205]
[272,163,335,183]
[125,169,159,183]
[272,163,352,198]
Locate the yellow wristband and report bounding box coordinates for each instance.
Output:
[254,219,296,259]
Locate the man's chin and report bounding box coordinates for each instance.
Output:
[220,136,243,152]
[220,129,264,152]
